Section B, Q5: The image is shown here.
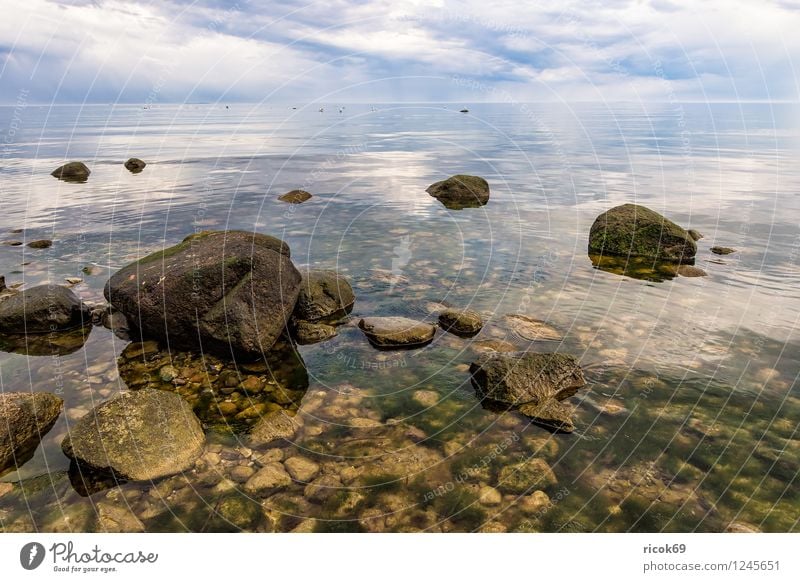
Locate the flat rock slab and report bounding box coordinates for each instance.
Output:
[504,314,561,341]
[278,190,312,203]
[358,316,436,348]
[62,389,205,481]
[710,246,736,255]
[0,392,63,474]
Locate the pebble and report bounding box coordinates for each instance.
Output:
[304,474,342,502]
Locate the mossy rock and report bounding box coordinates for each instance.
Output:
[588,204,696,262]
[426,175,489,209]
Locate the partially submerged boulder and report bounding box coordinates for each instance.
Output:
[62,389,205,481]
[1,392,63,474]
[358,316,436,348]
[293,270,355,321]
[588,204,696,262]
[124,158,146,173]
[710,246,736,255]
[278,190,312,204]
[438,308,483,336]
[470,352,586,432]
[104,230,301,357]
[426,175,490,209]
[0,285,90,333]
[51,161,90,182]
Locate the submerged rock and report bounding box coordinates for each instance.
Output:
[62,389,205,481]
[470,352,586,432]
[248,409,304,447]
[438,308,483,336]
[687,229,704,241]
[504,314,561,341]
[51,161,90,182]
[278,189,312,204]
[710,246,736,255]
[117,339,308,433]
[293,269,355,321]
[588,204,696,262]
[497,459,557,493]
[293,321,337,345]
[518,399,575,432]
[104,230,301,357]
[426,174,490,209]
[358,316,436,348]
[124,158,146,173]
[0,392,63,475]
[0,284,90,333]
[27,239,53,249]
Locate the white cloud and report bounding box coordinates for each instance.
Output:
[0,0,796,103]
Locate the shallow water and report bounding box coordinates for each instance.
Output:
[0,102,798,532]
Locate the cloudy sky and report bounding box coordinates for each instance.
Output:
[0,0,798,104]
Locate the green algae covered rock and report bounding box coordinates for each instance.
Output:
[588,204,696,262]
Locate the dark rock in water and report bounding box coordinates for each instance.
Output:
[0,325,91,356]
[124,158,146,173]
[471,352,585,432]
[358,316,436,348]
[62,389,205,481]
[104,230,300,357]
[278,189,312,204]
[471,352,585,405]
[459,109,469,113]
[1,392,63,475]
[438,308,482,336]
[3,240,22,246]
[710,246,736,255]
[588,204,696,262]
[293,269,355,321]
[51,161,90,182]
[426,174,490,209]
[0,276,4,292]
[0,284,90,333]
[27,239,52,249]
[293,320,337,345]
[248,409,304,447]
[687,229,704,241]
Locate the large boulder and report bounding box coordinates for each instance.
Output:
[588,204,696,262]
[358,316,436,348]
[0,285,90,333]
[62,389,205,481]
[104,230,301,357]
[1,392,63,474]
[293,269,355,321]
[470,352,585,432]
[51,161,90,182]
[426,175,490,209]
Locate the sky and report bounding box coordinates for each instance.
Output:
[0,0,798,104]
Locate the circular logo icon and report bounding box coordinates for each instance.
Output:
[20,542,46,570]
